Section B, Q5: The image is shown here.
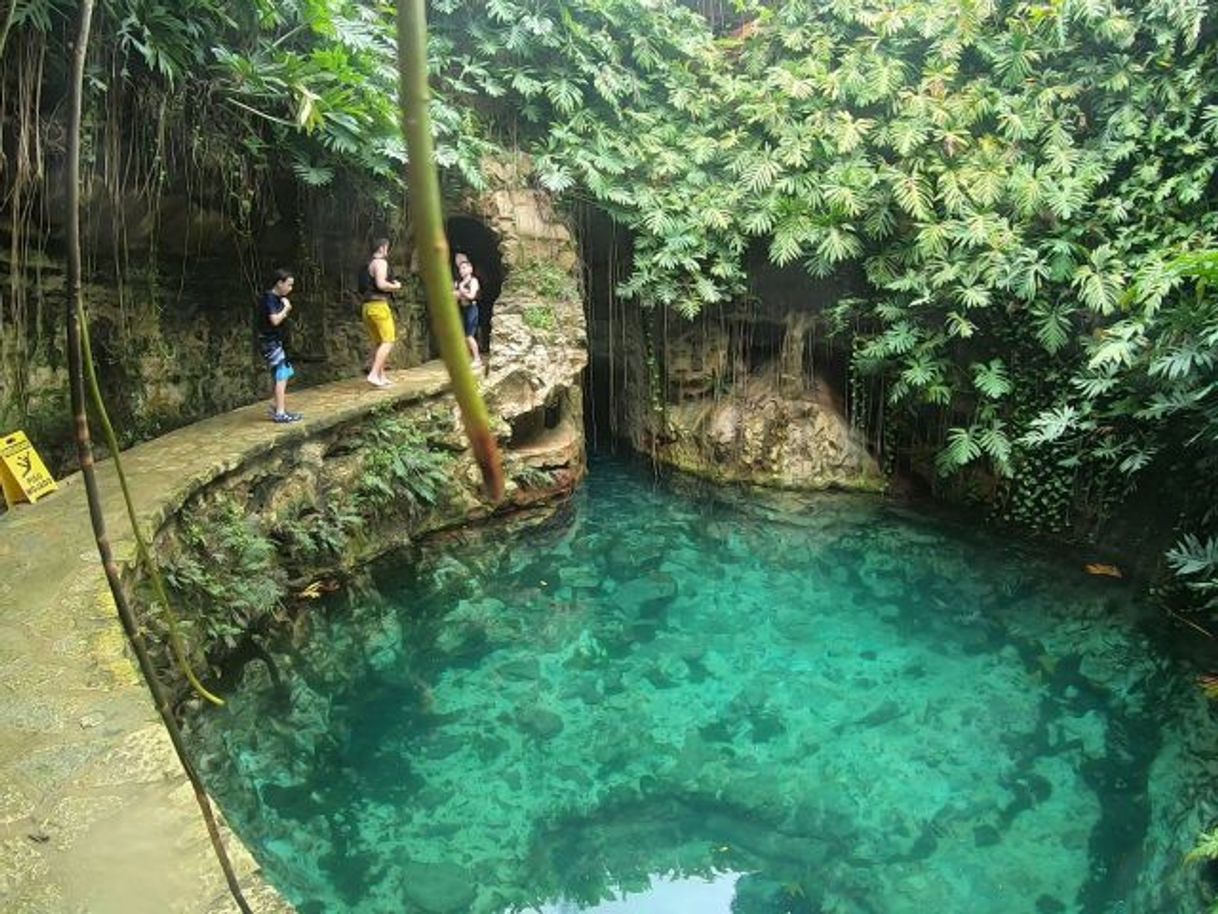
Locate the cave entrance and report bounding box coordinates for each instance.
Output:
[446,216,504,354]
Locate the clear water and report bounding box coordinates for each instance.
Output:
[187,457,1212,914]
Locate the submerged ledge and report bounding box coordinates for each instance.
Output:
[0,358,583,914]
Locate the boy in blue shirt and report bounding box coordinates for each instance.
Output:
[259,268,303,423]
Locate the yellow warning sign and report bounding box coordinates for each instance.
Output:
[0,431,58,507]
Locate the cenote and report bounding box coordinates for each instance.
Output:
[187,457,1208,914]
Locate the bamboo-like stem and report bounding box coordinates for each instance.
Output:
[79,315,222,706]
[395,0,504,501]
[63,4,252,911]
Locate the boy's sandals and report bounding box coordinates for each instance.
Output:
[271,411,303,424]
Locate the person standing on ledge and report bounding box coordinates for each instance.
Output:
[358,237,402,388]
[454,251,482,369]
[259,268,303,423]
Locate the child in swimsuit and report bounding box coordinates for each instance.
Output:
[454,252,481,368]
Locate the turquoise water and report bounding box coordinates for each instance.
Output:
[187,457,1212,914]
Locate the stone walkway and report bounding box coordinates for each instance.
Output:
[0,363,453,914]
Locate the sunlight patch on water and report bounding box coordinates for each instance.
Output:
[534,871,741,914]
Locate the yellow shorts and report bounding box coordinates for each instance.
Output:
[362,299,397,344]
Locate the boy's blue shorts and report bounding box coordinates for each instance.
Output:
[261,339,295,383]
[461,304,479,337]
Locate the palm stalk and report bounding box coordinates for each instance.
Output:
[63,3,251,910]
[395,0,504,501]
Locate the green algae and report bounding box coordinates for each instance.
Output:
[186,457,1214,914]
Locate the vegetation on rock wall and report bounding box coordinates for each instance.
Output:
[159,411,457,678]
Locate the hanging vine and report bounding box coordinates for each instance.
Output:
[62,2,251,909]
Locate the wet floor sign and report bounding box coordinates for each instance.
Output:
[0,431,57,507]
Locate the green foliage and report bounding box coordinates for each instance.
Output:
[354,415,454,515]
[1167,535,1218,613]
[270,498,365,566]
[1186,828,1218,867]
[522,304,557,333]
[512,465,553,489]
[163,499,284,646]
[510,258,580,300]
[1025,251,1218,608]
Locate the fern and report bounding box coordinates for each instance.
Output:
[972,360,1012,399]
[1073,245,1126,314]
[1022,405,1079,445]
[978,421,1013,475]
[1031,302,1074,354]
[936,426,982,475]
[291,157,334,187]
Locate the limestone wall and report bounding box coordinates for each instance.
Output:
[613,301,884,492]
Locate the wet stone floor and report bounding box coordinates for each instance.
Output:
[185,457,1211,914]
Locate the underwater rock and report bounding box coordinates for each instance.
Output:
[854,699,906,729]
[400,860,476,913]
[447,596,508,623]
[680,644,706,664]
[421,733,465,761]
[471,733,510,763]
[724,773,791,825]
[606,540,667,576]
[612,571,678,613]
[259,782,325,822]
[496,658,541,682]
[733,681,771,711]
[563,629,607,668]
[555,763,593,790]
[670,733,721,785]
[600,669,626,695]
[643,656,689,689]
[876,603,902,622]
[973,824,1001,847]
[560,678,603,705]
[748,710,786,743]
[1050,709,1106,759]
[592,740,624,766]
[433,625,485,658]
[516,705,564,740]
[557,565,601,588]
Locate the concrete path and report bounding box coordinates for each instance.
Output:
[0,363,452,914]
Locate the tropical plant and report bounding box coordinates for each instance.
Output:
[1025,250,1218,611]
[355,416,454,514]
